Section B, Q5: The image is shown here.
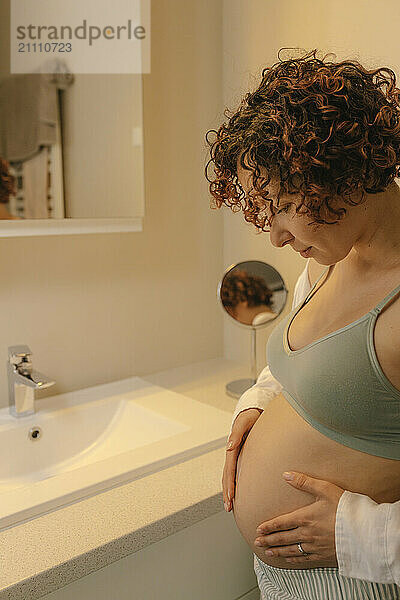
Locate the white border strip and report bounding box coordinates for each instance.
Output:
[0,218,143,237]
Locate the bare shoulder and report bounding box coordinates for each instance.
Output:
[307,259,327,287]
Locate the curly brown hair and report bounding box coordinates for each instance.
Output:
[0,158,16,204]
[221,270,273,310]
[205,48,400,232]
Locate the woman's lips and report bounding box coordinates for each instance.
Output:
[300,247,312,257]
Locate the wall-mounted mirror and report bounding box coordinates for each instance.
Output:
[0,61,144,236]
[217,260,288,398]
[0,2,144,237]
[0,0,145,237]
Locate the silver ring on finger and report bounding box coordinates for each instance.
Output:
[297,542,309,556]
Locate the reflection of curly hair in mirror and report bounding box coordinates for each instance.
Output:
[0,158,16,204]
[221,270,273,310]
[205,48,400,232]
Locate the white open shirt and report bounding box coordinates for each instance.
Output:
[229,258,400,585]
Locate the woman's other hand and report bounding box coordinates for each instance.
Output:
[254,471,345,566]
[222,408,263,512]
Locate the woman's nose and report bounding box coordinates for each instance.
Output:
[269,222,294,248]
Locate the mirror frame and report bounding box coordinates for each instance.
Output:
[0,217,143,237]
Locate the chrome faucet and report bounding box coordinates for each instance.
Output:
[7,345,55,417]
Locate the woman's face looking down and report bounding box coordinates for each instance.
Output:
[236,159,369,267]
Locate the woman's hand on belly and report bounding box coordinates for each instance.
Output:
[222,408,263,511]
[254,471,345,567]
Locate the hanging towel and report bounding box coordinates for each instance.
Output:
[0,70,72,162]
[21,148,50,218]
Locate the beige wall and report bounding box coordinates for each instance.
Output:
[221,0,400,369]
[0,0,224,408]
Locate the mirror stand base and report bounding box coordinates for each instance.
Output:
[225,378,256,399]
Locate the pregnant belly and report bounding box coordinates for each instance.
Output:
[233,392,400,570]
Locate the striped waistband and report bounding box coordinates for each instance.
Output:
[253,554,400,600]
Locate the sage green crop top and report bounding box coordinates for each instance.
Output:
[266,265,400,459]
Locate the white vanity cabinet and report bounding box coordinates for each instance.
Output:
[42,510,260,600]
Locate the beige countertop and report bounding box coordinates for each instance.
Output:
[0,358,249,600]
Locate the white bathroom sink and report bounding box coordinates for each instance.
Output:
[0,377,232,530]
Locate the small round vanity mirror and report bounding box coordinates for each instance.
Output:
[217,260,288,398]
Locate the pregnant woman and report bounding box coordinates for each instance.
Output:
[205,49,400,598]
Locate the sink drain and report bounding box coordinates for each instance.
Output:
[28,426,42,441]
